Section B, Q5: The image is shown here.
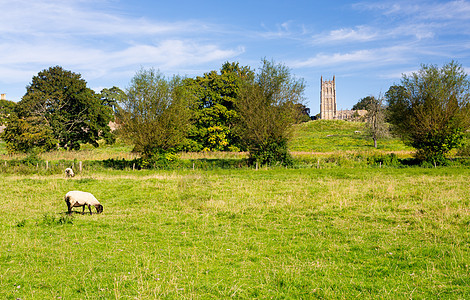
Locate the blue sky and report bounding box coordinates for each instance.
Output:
[1,0,470,115]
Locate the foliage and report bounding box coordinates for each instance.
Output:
[0,99,16,124]
[99,86,126,115]
[294,103,311,122]
[5,66,114,152]
[119,68,194,158]
[235,59,306,166]
[1,114,57,153]
[183,62,253,152]
[352,95,374,110]
[386,61,470,164]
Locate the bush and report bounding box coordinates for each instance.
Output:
[367,153,400,167]
[247,139,293,167]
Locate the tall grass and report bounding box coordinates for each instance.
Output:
[1,167,469,298]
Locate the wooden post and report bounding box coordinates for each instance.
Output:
[79,161,82,172]
[192,162,195,170]
[46,161,49,170]
[133,163,135,171]
[256,162,259,170]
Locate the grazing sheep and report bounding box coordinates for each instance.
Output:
[65,191,103,215]
[65,168,75,178]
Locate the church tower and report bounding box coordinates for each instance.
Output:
[320,76,336,120]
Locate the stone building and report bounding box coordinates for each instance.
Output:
[320,76,336,120]
[320,76,366,121]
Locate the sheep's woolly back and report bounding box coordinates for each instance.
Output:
[65,168,74,177]
[65,191,100,207]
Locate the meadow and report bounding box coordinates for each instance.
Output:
[1,120,469,299]
[288,120,413,154]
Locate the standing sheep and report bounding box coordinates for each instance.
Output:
[65,191,103,215]
[65,168,75,178]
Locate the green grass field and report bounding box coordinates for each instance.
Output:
[1,120,469,298]
[289,120,413,154]
[1,167,469,299]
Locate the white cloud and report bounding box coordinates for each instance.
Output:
[0,0,244,87]
[354,0,470,21]
[315,26,378,43]
[290,46,411,69]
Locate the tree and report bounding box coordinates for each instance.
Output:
[183,62,254,151]
[365,96,388,148]
[352,96,374,110]
[1,114,57,153]
[0,99,16,124]
[119,68,194,159]
[5,66,114,152]
[386,61,470,163]
[99,86,126,115]
[295,103,311,122]
[235,59,306,166]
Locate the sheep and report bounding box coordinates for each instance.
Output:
[65,168,75,178]
[64,191,103,215]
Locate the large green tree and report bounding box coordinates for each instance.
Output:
[2,114,57,153]
[100,86,126,115]
[4,66,114,152]
[119,68,194,159]
[0,99,16,124]
[386,61,470,163]
[235,59,306,166]
[183,62,254,151]
[352,96,374,111]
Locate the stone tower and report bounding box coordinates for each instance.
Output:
[320,76,336,120]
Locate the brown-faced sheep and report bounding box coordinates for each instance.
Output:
[65,191,103,215]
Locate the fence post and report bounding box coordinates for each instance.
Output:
[46,161,49,170]
[79,161,82,172]
[256,162,259,170]
[133,163,135,171]
[192,162,195,170]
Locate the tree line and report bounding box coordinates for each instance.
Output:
[351,61,470,165]
[1,60,469,166]
[1,59,308,166]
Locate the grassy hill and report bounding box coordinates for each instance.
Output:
[289,120,413,154]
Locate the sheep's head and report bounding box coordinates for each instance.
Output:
[96,204,104,214]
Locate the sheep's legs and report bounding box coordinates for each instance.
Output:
[82,205,86,215]
[88,204,93,215]
[65,197,72,215]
